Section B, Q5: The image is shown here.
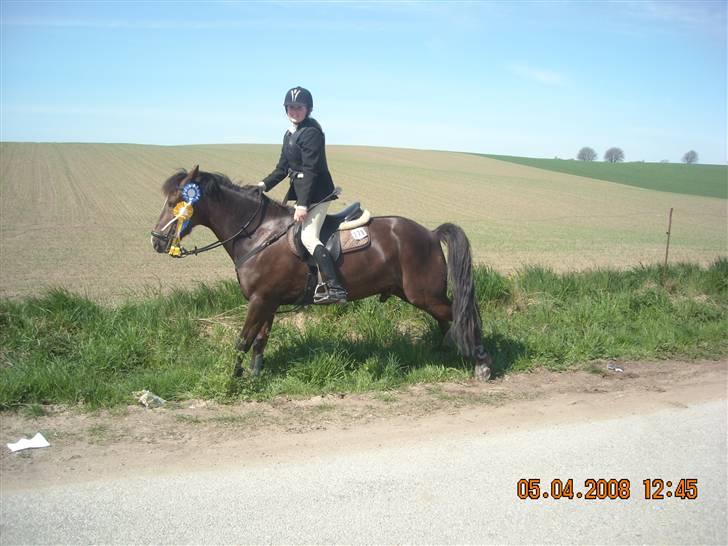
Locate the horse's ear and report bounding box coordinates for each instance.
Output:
[177,165,200,191]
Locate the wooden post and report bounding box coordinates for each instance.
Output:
[663,208,673,278]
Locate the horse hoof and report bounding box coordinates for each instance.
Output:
[233,363,244,378]
[474,348,492,381]
[474,363,491,381]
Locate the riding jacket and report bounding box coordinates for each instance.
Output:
[261,117,336,209]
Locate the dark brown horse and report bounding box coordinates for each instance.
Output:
[151,166,491,380]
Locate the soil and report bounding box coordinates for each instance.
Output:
[2,359,726,492]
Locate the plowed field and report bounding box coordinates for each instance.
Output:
[1,143,725,300]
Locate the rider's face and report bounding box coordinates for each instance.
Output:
[286,104,307,123]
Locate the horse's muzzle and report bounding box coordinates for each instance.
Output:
[151,230,173,254]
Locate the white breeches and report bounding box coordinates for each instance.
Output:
[300,201,331,254]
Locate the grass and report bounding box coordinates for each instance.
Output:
[478,154,728,199]
[1,261,726,410]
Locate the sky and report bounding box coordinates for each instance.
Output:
[1,0,726,164]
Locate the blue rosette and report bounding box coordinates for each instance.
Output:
[181,183,202,205]
[179,183,202,234]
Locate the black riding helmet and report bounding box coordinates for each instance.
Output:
[283,86,313,116]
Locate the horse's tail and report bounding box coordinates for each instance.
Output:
[435,223,484,360]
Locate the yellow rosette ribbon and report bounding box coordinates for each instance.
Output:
[168,202,194,257]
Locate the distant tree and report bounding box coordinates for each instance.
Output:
[604,147,625,163]
[577,147,597,161]
[682,150,698,164]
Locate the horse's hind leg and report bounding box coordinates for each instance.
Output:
[399,244,453,338]
[403,292,453,347]
[414,297,490,379]
[428,301,454,347]
[436,318,451,348]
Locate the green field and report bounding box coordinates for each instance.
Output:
[479,154,728,199]
[0,142,726,300]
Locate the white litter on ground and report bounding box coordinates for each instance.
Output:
[7,432,50,453]
[134,390,166,408]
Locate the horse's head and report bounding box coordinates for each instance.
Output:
[151,165,202,255]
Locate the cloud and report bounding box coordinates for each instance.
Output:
[506,63,565,86]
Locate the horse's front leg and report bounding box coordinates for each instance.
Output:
[232,298,277,378]
[249,315,274,376]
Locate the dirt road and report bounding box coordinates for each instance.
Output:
[1,359,726,545]
[2,359,726,491]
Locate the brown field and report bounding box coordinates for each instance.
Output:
[1,142,726,301]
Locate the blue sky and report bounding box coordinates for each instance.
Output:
[1,1,726,164]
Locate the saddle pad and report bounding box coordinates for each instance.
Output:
[340,226,371,252]
[287,225,371,259]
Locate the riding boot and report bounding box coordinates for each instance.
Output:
[312,245,348,304]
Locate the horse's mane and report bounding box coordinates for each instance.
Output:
[162,169,291,213]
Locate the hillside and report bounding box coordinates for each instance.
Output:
[479,154,728,199]
[1,143,726,300]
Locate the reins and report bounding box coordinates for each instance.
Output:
[233,217,294,268]
[177,195,268,258]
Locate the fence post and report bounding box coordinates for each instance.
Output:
[663,208,674,280]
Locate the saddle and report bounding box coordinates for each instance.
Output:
[288,202,372,265]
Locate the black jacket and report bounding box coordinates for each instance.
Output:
[262,117,336,208]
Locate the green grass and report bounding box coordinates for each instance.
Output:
[1,261,726,409]
[477,154,728,199]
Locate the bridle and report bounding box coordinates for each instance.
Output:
[152,183,340,269]
[151,185,268,259]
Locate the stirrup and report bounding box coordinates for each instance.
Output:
[313,282,347,304]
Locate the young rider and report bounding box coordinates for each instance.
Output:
[258,86,348,304]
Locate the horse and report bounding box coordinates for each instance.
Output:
[151,166,492,380]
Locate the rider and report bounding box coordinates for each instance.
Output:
[258,86,348,304]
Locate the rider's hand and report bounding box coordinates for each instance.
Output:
[257,181,266,191]
[294,207,308,222]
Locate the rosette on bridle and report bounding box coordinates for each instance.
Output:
[167,183,201,257]
[152,179,272,260]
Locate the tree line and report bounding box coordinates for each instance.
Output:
[576,147,699,164]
